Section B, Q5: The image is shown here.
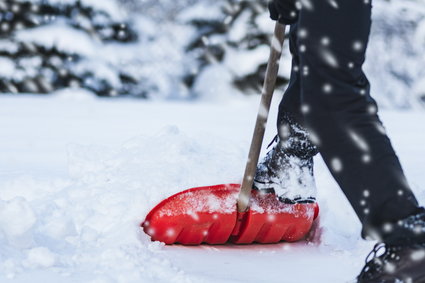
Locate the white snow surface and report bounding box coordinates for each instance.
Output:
[0,93,425,282]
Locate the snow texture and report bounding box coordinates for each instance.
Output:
[1,93,424,282]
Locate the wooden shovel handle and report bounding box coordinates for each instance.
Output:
[237,22,286,213]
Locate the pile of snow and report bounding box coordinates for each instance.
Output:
[1,94,424,282]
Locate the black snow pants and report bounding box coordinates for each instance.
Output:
[278,0,420,240]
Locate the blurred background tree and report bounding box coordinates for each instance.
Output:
[182,0,288,98]
[0,0,150,97]
[0,0,424,108]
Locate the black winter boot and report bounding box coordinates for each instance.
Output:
[253,114,319,203]
[357,209,425,283]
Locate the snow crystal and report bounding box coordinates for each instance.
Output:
[320,49,339,68]
[348,130,369,152]
[271,35,283,53]
[322,83,333,93]
[328,0,339,9]
[384,262,396,274]
[375,122,387,135]
[299,0,314,11]
[362,154,371,163]
[298,28,308,38]
[1,22,10,32]
[330,158,343,173]
[302,66,309,76]
[321,37,330,46]
[353,41,364,52]
[258,102,269,119]
[411,249,425,261]
[368,105,378,115]
[166,229,175,237]
[383,223,393,233]
[279,124,291,139]
[308,130,321,146]
[267,214,276,222]
[301,104,310,114]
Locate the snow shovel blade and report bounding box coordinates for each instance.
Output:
[142,184,318,245]
[142,184,239,245]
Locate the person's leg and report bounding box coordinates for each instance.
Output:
[297,0,420,241]
[277,24,304,126]
[254,24,318,202]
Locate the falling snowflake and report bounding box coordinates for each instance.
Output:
[384,262,396,273]
[383,223,393,233]
[411,250,425,261]
[321,37,330,46]
[375,122,387,135]
[368,105,377,115]
[348,130,369,152]
[166,229,175,237]
[323,83,333,93]
[298,28,308,38]
[330,158,343,172]
[299,0,313,11]
[321,49,339,68]
[279,124,291,139]
[301,104,310,114]
[362,154,371,163]
[328,0,339,9]
[353,41,364,51]
[267,214,276,222]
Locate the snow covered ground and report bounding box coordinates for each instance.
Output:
[0,93,424,283]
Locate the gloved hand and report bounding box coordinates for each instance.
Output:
[268,0,299,25]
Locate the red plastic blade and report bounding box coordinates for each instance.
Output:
[142,184,239,245]
[231,190,318,244]
[142,184,318,245]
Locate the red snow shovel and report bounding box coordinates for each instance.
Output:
[142,23,319,245]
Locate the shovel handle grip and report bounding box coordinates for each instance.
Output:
[237,22,286,213]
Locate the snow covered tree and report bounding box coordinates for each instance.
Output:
[364,0,425,109]
[0,0,151,97]
[182,0,289,98]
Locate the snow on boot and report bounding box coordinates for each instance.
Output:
[253,114,319,203]
[357,209,425,283]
